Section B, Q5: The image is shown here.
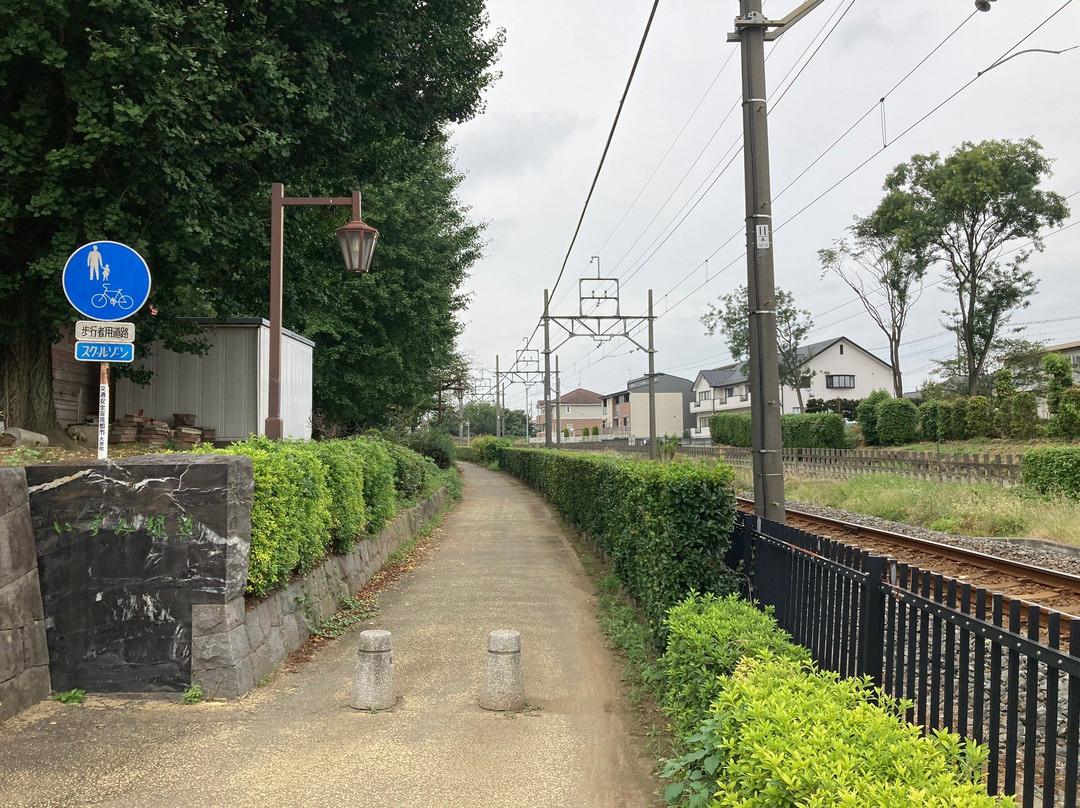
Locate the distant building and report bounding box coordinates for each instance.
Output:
[689,336,893,439]
[535,387,603,436]
[601,373,694,439]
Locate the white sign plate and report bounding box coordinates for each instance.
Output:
[755,224,771,250]
[75,320,135,343]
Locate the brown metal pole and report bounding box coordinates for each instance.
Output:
[266,182,285,440]
[648,289,657,460]
[555,355,562,447]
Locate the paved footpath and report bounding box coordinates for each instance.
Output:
[0,463,658,808]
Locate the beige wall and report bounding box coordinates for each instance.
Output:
[629,391,685,437]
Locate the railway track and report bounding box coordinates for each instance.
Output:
[735,497,1080,631]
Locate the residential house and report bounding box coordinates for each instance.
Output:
[535,387,604,436]
[1043,340,1080,384]
[602,373,694,439]
[689,336,893,440]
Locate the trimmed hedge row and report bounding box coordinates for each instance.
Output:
[490,447,739,638]
[709,412,845,449]
[1022,446,1080,500]
[660,596,1007,808]
[200,436,431,595]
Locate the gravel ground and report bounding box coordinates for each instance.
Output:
[786,498,1080,578]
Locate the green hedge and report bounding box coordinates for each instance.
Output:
[491,447,739,639]
[349,437,397,533]
[710,412,845,449]
[709,413,753,447]
[404,426,455,469]
[1022,446,1080,500]
[664,655,1005,807]
[381,440,431,501]
[876,398,919,446]
[203,437,334,596]
[309,440,368,554]
[660,593,808,737]
[856,389,891,445]
[919,400,943,441]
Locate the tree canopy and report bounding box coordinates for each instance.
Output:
[0,0,502,431]
[883,138,1068,397]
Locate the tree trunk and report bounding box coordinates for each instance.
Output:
[890,340,903,398]
[2,328,60,435]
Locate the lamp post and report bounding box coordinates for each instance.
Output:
[266,182,378,439]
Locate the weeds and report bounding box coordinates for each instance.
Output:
[314,595,380,639]
[51,688,85,704]
[181,684,203,704]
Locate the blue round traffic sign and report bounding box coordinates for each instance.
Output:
[62,241,151,321]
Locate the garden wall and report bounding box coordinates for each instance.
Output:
[0,468,51,723]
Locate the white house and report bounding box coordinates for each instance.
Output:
[689,337,893,440]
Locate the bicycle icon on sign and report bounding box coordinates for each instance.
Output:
[91,285,135,311]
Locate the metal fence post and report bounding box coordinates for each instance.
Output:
[859,555,888,689]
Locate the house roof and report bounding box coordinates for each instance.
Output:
[695,337,892,388]
[797,337,892,369]
[699,363,747,387]
[536,387,603,407]
[1044,340,1080,353]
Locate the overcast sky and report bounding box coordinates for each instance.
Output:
[448,0,1080,411]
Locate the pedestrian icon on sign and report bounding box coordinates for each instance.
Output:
[88,244,103,280]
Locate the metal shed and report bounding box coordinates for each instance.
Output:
[113,318,313,441]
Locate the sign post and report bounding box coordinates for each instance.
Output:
[62,242,151,460]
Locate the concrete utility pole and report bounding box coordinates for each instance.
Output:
[729,0,823,523]
[555,355,562,447]
[543,289,553,449]
[647,290,657,461]
[495,355,502,437]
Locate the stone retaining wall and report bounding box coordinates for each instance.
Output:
[192,488,448,699]
[0,468,51,723]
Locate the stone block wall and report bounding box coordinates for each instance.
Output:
[192,488,448,699]
[26,455,252,692]
[0,468,51,723]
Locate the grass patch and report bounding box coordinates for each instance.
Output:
[784,473,1080,543]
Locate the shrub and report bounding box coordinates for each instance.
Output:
[205,437,333,596]
[919,400,943,442]
[348,437,396,533]
[1050,387,1080,439]
[856,389,891,446]
[309,439,367,553]
[490,447,739,641]
[404,426,455,469]
[592,425,600,436]
[875,398,918,446]
[780,413,845,449]
[1044,353,1073,415]
[1023,446,1080,499]
[663,655,1006,808]
[992,369,1016,437]
[710,413,752,447]
[966,395,993,438]
[660,593,808,737]
[381,441,430,501]
[469,435,514,465]
[939,397,970,441]
[1010,392,1039,440]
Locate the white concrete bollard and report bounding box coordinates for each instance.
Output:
[350,629,395,711]
[480,629,524,711]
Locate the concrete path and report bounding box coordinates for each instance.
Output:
[0,463,659,807]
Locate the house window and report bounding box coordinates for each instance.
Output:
[565,406,571,413]
[698,390,711,402]
[792,407,802,414]
[1071,354,1080,383]
[698,416,709,428]
[622,416,628,427]
[839,344,844,355]
[826,374,855,389]
[725,387,735,398]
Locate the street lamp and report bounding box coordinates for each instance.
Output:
[266,182,379,439]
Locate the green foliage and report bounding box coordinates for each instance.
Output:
[875,398,919,446]
[562,427,570,438]
[1053,388,1080,439]
[348,438,397,534]
[313,595,380,639]
[490,448,739,642]
[918,400,943,442]
[660,593,808,738]
[992,369,1016,437]
[462,401,498,435]
[404,426,455,469]
[938,397,970,441]
[965,396,993,439]
[1044,353,1073,415]
[804,397,859,421]
[709,413,752,447]
[591,426,600,436]
[856,389,891,445]
[780,413,846,449]
[1009,392,1039,440]
[711,413,845,448]
[380,441,431,501]
[51,688,86,705]
[663,655,1007,808]
[1023,447,1080,499]
[181,684,203,705]
[205,437,333,596]
[309,439,368,553]
[885,139,1069,396]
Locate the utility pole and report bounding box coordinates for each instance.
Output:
[543,289,553,449]
[647,289,657,461]
[729,0,821,522]
[495,354,502,437]
[555,355,562,447]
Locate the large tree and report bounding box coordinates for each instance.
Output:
[883,139,1068,397]
[701,285,814,410]
[0,0,501,432]
[818,190,932,397]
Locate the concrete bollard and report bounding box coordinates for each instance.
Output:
[350,629,395,711]
[480,629,524,711]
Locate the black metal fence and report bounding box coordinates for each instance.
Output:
[733,513,1080,807]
